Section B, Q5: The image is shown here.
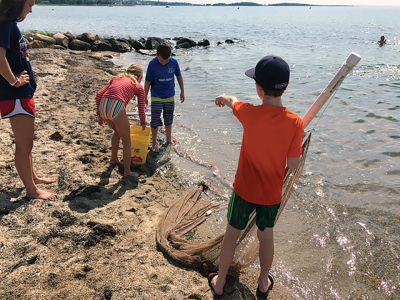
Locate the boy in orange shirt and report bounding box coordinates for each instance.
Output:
[208,56,304,299]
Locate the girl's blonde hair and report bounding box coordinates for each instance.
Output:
[118,64,143,84]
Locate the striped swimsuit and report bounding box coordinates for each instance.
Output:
[98,97,124,120]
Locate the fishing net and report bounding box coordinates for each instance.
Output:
[156,132,312,273]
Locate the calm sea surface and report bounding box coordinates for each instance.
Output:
[21,5,400,299]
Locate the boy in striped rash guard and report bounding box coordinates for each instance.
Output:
[95,64,146,178]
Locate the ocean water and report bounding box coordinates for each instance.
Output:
[21,5,400,299]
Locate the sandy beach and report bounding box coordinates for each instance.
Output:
[0,48,295,300]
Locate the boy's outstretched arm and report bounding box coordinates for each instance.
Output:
[177,75,185,103]
[215,95,238,109]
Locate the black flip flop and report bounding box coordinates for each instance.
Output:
[207,272,224,299]
[256,273,274,300]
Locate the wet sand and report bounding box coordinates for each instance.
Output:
[0,49,295,300]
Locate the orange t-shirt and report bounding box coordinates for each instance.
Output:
[232,101,304,205]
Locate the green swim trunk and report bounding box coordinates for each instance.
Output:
[227,192,281,231]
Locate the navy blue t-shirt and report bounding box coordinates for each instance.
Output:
[0,21,36,101]
[145,57,181,99]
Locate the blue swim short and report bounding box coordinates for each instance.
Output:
[150,99,175,128]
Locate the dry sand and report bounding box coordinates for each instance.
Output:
[0,49,296,300]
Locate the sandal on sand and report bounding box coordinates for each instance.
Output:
[256,273,274,300]
[208,272,224,299]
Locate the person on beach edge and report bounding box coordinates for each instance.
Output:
[144,43,185,152]
[208,56,304,299]
[0,0,57,200]
[95,64,146,178]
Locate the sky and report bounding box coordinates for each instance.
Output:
[179,0,400,5]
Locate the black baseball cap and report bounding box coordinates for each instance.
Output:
[245,55,290,91]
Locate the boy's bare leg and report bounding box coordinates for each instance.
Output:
[107,120,120,165]
[151,127,159,151]
[165,125,172,144]
[112,111,133,177]
[10,116,56,200]
[31,154,56,184]
[211,224,241,295]
[257,228,274,292]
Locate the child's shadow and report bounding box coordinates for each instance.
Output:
[64,165,138,213]
[0,188,29,220]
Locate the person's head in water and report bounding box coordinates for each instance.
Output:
[378,35,387,47]
[156,43,172,65]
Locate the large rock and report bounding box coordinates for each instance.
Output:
[108,39,131,53]
[197,39,210,47]
[145,37,169,50]
[225,39,235,44]
[117,38,131,45]
[130,39,145,50]
[91,40,113,51]
[63,32,75,42]
[76,32,97,45]
[69,39,91,51]
[137,49,157,56]
[53,32,69,48]
[175,42,192,49]
[30,40,50,49]
[31,33,56,45]
[50,45,67,50]
[176,38,196,49]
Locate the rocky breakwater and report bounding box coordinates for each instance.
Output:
[26,31,238,55]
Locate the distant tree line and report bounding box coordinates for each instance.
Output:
[37,0,114,4]
[36,0,263,5]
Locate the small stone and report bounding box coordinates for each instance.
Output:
[49,131,63,141]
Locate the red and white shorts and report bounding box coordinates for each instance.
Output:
[0,98,36,119]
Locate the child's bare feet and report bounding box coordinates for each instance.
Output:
[27,188,57,201]
[258,276,272,293]
[34,177,56,185]
[257,273,274,298]
[208,273,224,297]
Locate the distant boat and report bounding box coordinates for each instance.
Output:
[237,7,240,9]
[165,5,170,8]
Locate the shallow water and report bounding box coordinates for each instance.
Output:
[22,5,400,299]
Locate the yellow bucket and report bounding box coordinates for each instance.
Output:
[130,124,151,165]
